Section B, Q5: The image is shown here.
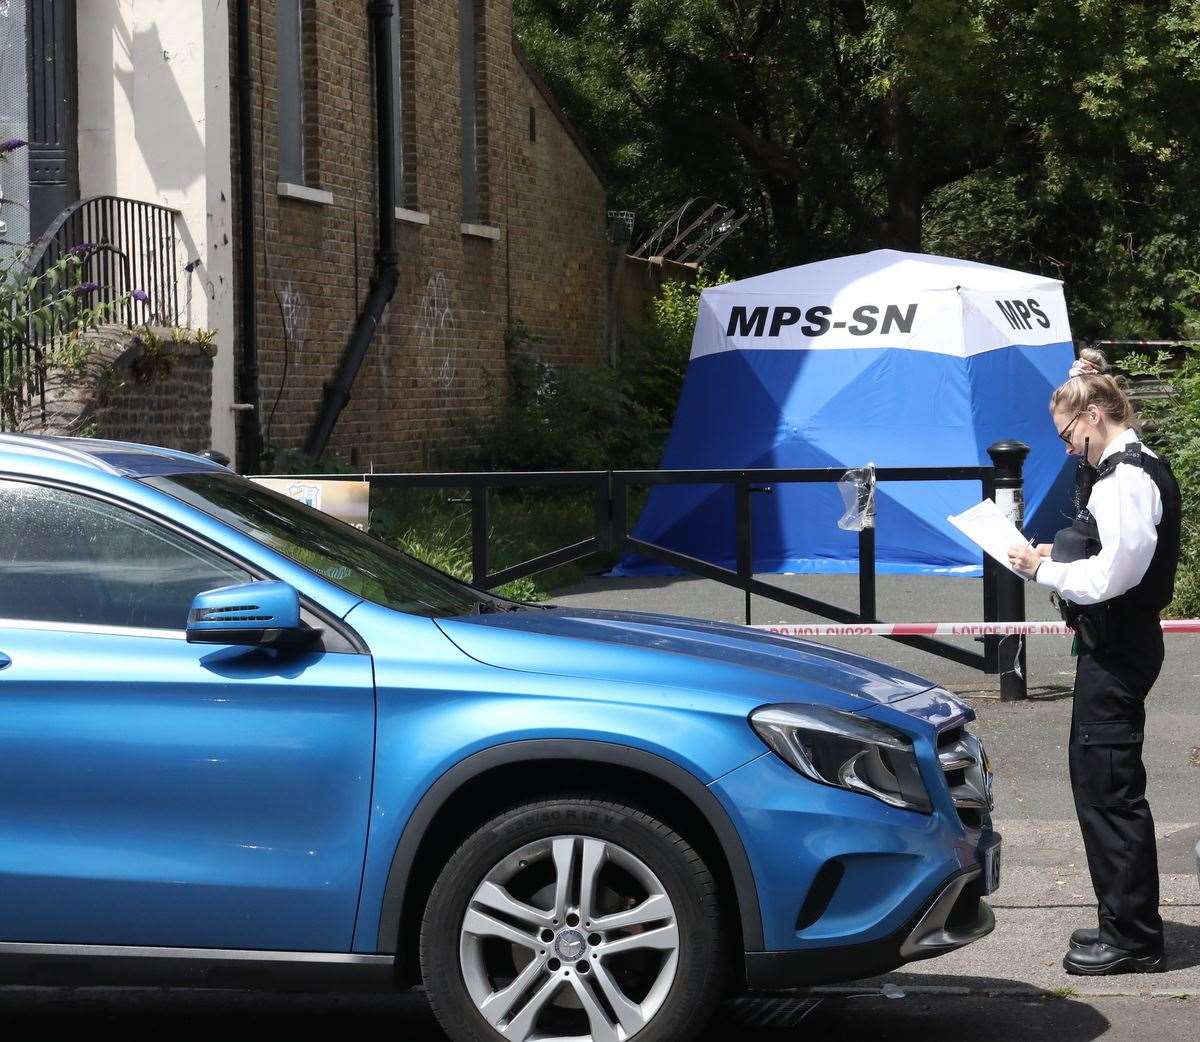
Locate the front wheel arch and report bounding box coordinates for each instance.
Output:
[378,740,762,984]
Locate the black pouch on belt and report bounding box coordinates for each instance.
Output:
[1050,525,1111,653]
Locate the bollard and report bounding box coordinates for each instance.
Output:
[987,440,1029,700]
[857,470,877,622]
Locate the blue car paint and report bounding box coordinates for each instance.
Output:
[433,608,936,703]
[710,735,979,952]
[0,436,991,972]
[345,600,780,953]
[0,624,374,950]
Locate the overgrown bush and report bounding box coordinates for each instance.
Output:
[1,140,155,430]
[1,244,140,428]
[460,352,662,471]
[620,269,731,429]
[1122,347,1200,617]
[461,270,729,472]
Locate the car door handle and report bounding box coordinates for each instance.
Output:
[0,652,10,670]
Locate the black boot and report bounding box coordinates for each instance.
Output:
[1063,942,1165,975]
[1070,927,1099,949]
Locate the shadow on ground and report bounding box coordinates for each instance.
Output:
[1024,682,1074,702]
[0,976,1120,1041]
[734,983,1115,1041]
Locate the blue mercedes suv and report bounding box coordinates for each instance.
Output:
[0,435,999,1041]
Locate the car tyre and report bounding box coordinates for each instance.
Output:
[420,797,726,1042]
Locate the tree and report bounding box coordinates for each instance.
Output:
[516,0,1200,338]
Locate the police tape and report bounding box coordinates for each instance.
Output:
[753,620,1200,638]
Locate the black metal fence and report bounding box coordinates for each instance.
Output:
[2,195,182,427]
[278,442,1031,698]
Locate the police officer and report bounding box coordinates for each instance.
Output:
[1008,348,1181,975]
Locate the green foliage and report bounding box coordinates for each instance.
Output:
[0,245,134,427]
[389,522,547,603]
[461,352,662,471]
[516,1,1200,339]
[370,488,585,599]
[621,270,731,428]
[1121,348,1200,617]
[463,272,725,473]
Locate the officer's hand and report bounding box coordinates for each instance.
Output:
[1008,543,1041,578]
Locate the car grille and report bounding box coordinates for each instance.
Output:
[936,726,994,830]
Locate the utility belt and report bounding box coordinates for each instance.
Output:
[1050,592,1111,653]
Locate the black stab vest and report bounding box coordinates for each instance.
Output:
[1051,442,1182,613]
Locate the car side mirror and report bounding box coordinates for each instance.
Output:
[186,580,317,648]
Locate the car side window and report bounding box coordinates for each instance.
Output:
[0,480,250,631]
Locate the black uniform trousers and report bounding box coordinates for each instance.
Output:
[1069,607,1164,954]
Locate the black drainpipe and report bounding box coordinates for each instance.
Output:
[304,0,400,459]
[234,0,262,471]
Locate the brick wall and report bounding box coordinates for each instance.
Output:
[101,345,215,452]
[20,326,213,453]
[231,0,609,471]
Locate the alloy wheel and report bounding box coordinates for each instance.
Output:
[458,834,680,1041]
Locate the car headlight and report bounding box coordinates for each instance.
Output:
[750,704,932,813]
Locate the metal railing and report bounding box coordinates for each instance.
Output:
[2,195,182,427]
[278,443,1031,698]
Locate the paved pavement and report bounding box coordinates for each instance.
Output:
[3,573,1196,1038]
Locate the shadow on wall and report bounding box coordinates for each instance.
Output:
[83,1,206,199]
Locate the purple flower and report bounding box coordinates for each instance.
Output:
[68,242,96,258]
[132,288,150,304]
[72,282,100,297]
[0,138,26,154]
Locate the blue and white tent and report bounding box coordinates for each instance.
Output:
[618,250,1077,577]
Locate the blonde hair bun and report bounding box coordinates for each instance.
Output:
[1053,346,1136,427]
[1076,346,1109,373]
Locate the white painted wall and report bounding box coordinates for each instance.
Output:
[76,0,236,458]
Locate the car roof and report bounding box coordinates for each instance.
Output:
[0,434,230,478]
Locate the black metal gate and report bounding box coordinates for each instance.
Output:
[275,442,1031,698]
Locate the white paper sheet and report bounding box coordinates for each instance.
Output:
[947,498,1030,576]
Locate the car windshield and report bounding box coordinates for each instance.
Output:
[147,471,497,617]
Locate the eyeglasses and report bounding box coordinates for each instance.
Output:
[1056,410,1086,445]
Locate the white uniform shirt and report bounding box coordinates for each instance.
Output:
[1035,428,1163,605]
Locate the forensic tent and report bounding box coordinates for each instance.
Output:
[617,249,1076,577]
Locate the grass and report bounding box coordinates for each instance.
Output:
[1047,985,1078,1000]
[393,522,548,602]
[370,486,644,601]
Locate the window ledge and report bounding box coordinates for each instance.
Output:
[278,181,334,205]
[461,222,502,241]
[395,206,431,226]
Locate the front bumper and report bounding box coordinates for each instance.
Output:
[712,751,988,952]
[745,863,995,989]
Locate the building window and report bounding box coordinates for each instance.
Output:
[391,1,415,208]
[277,0,307,185]
[529,105,537,143]
[458,0,487,222]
